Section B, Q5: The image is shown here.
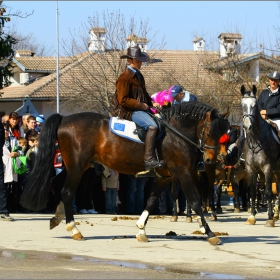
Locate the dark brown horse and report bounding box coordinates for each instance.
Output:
[20,101,228,245]
[215,141,248,213]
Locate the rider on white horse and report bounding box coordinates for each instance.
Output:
[258,71,280,135]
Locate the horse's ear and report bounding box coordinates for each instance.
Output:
[252,85,257,97]
[210,109,216,120]
[241,85,246,96]
[220,107,229,119]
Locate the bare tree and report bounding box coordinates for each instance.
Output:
[57,10,166,116]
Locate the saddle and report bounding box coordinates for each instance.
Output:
[135,113,165,142]
[109,114,165,144]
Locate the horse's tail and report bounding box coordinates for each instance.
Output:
[20,114,63,211]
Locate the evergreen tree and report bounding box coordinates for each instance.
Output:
[0,1,17,94]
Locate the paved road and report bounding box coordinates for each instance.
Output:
[0,203,279,279]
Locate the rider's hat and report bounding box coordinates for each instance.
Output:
[267,71,280,80]
[120,46,150,62]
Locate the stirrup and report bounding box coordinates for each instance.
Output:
[144,159,162,170]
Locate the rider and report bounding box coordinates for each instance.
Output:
[238,71,280,156]
[258,71,280,129]
[112,46,163,170]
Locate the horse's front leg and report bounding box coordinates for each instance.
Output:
[245,172,257,225]
[181,173,221,245]
[136,177,166,242]
[185,200,192,223]
[170,182,179,222]
[61,173,84,240]
[232,177,241,213]
[215,181,223,214]
[264,171,275,227]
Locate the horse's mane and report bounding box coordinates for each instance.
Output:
[162,101,215,122]
[161,101,227,137]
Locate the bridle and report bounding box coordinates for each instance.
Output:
[155,109,218,153]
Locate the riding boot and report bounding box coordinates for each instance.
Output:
[144,126,164,170]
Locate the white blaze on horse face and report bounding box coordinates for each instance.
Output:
[242,97,256,130]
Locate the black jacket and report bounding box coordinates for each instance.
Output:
[257,87,280,119]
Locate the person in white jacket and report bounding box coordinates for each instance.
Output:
[2,124,19,214]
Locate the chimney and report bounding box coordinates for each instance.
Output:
[218,33,242,58]
[126,34,148,52]
[88,28,106,52]
[193,37,205,51]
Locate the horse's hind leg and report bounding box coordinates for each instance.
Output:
[50,201,65,229]
[50,167,67,230]
[62,171,84,240]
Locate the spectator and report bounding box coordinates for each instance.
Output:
[102,166,119,214]
[21,113,30,134]
[170,85,197,105]
[0,122,14,221]
[75,166,98,214]
[25,130,39,152]
[126,175,148,215]
[2,123,19,214]
[25,115,37,135]
[1,115,9,124]
[8,112,23,139]
[13,137,28,213]
[35,115,44,133]
[26,133,39,172]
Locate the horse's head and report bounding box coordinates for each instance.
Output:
[241,85,257,133]
[198,109,228,164]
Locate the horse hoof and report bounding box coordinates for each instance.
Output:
[245,217,256,225]
[72,232,84,240]
[207,236,222,245]
[136,234,149,242]
[264,220,275,227]
[50,217,60,230]
[185,217,192,223]
[216,208,223,214]
[170,216,178,222]
[210,214,217,221]
[273,215,279,222]
[234,208,240,213]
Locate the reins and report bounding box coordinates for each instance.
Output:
[153,108,217,152]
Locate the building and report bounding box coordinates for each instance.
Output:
[1,31,280,125]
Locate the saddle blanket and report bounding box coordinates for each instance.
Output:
[109,117,144,144]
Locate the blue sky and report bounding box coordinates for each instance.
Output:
[4,1,280,56]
